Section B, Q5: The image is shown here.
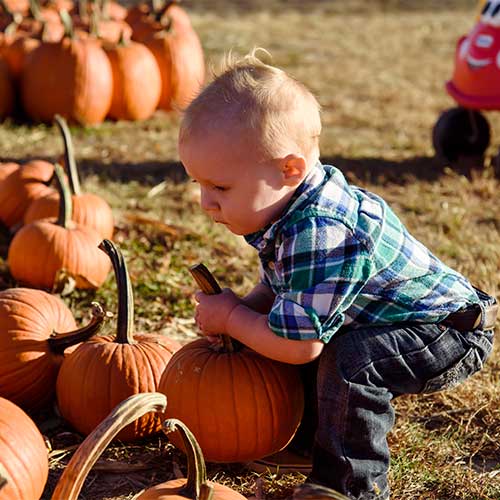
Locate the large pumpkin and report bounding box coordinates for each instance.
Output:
[0,57,14,119]
[104,37,161,121]
[0,159,54,230]
[8,164,111,289]
[0,397,49,500]
[21,13,113,124]
[23,115,115,239]
[0,289,106,411]
[56,239,181,441]
[140,21,205,111]
[158,264,305,463]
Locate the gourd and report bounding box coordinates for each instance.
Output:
[55,239,181,441]
[158,264,305,463]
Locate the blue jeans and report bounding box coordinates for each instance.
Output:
[295,321,495,500]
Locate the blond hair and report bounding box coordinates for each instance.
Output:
[179,50,322,162]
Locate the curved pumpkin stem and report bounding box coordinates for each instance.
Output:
[28,0,42,21]
[51,392,167,500]
[98,239,135,344]
[54,115,81,196]
[59,8,75,38]
[54,163,72,229]
[47,302,109,355]
[189,263,239,353]
[163,418,208,500]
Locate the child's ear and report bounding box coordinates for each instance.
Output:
[281,155,308,186]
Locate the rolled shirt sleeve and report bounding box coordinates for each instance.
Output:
[267,215,373,343]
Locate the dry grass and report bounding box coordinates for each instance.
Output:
[0,1,498,499]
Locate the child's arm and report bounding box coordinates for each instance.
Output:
[195,289,324,365]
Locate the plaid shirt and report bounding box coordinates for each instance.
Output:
[244,163,480,343]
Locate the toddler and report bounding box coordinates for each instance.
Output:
[178,53,497,500]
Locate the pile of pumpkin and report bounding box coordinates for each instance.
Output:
[0,0,205,124]
[0,117,306,499]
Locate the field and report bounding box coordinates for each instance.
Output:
[1,1,499,499]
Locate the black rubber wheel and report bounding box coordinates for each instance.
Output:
[432,107,490,163]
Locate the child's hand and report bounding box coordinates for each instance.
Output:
[194,288,242,337]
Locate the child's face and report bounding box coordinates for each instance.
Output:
[179,126,299,236]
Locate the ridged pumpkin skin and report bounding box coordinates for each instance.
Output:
[143,26,205,111]
[0,57,14,119]
[0,288,76,410]
[21,37,113,125]
[56,332,181,441]
[104,40,161,121]
[0,397,49,500]
[158,337,305,463]
[8,220,111,289]
[24,192,114,239]
[0,160,54,229]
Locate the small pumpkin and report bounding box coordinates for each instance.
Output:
[55,239,181,441]
[8,163,111,289]
[137,418,247,500]
[0,397,49,500]
[0,289,107,411]
[104,35,161,121]
[158,264,305,463]
[0,159,54,230]
[23,115,115,239]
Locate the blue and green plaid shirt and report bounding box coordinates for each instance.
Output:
[244,163,480,343]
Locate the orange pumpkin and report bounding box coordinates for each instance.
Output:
[0,159,54,230]
[51,393,168,500]
[24,115,115,239]
[137,418,247,500]
[55,239,181,441]
[0,57,14,118]
[21,12,113,124]
[0,290,106,410]
[142,24,204,111]
[8,164,111,289]
[104,37,161,121]
[158,264,305,463]
[0,397,49,500]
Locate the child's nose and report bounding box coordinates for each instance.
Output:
[200,188,219,212]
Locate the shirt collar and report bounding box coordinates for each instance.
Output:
[244,161,328,252]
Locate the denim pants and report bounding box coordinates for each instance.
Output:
[293,321,495,500]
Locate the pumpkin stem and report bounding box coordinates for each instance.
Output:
[189,263,240,353]
[47,302,109,355]
[54,115,82,196]
[28,0,42,21]
[78,0,88,22]
[163,418,208,500]
[154,0,177,23]
[51,393,167,500]
[59,8,74,38]
[98,239,135,344]
[199,484,214,500]
[54,162,73,228]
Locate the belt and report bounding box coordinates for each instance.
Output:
[443,301,498,331]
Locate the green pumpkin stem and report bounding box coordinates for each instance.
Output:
[28,0,42,21]
[98,239,135,344]
[59,8,74,38]
[54,163,73,228]
[48,302,108,355]
[54,115,82,196]
[189,263,240,353]
[51,393,167,500]
[163,418,208,500]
